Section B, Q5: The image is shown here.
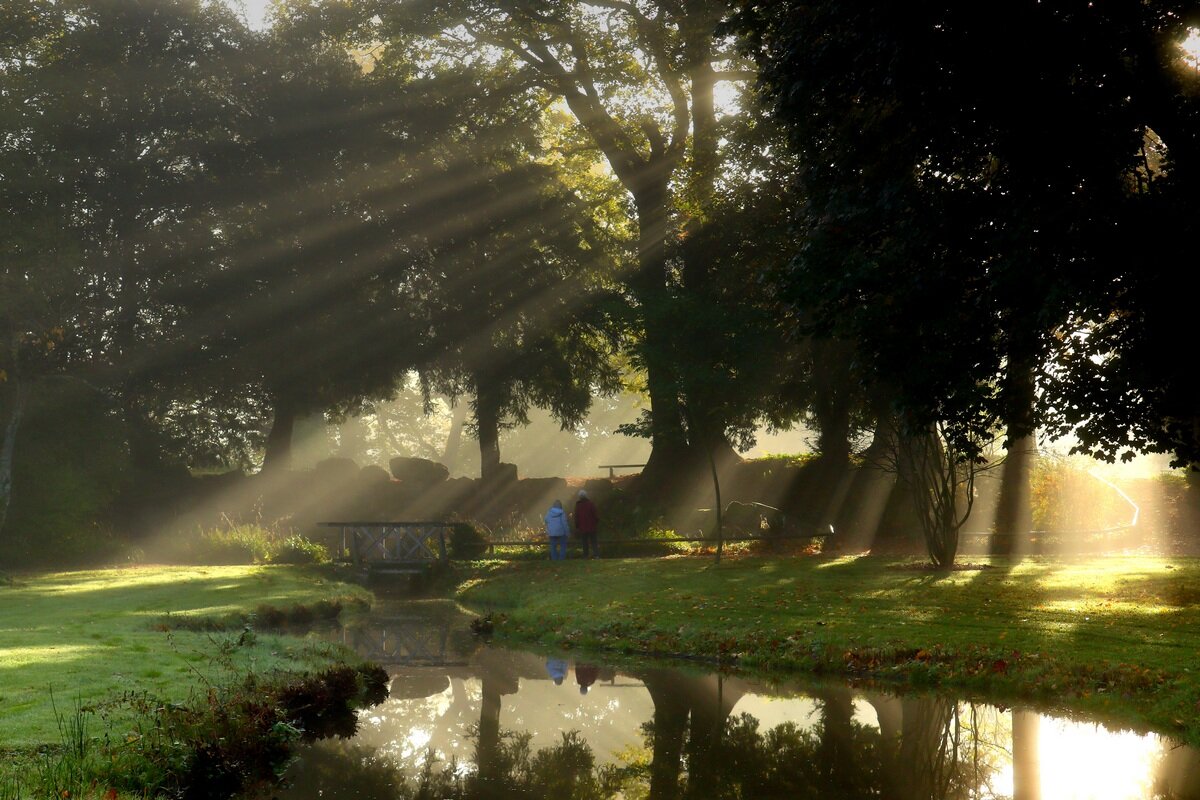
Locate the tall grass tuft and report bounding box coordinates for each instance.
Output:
[157,516,331,566]
[3,692,103,800]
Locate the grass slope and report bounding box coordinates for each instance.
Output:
[0,565,370,746]
[457,554,1200,743]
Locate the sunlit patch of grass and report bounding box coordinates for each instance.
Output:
[812,554,869,569]
[0,645,100,670]
[1036,598,1177,617]
[0,565,370,746]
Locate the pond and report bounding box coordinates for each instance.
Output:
[257,600,1200,799]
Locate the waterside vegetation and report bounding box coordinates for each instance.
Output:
[0,565,377,797]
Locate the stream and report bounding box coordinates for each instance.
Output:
[254,600,1200,799]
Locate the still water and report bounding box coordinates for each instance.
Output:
[261,600,1200,799]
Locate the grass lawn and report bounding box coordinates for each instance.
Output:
[0,565,371,747]
[456,553,1200,743]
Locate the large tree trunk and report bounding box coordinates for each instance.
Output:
[807,339,857,531]
[899,426,966,569]
[632,181,691,481]
[681,675,742,799]
[812,340,855,469]
[994,433,1036,550]
[835,437,896,552]
[993,340,1038,554]
[473,375,503,481]
[896,697,958,800]
[817,688,858,787]
[0,378,29,536]
[680,32,744,475]
[476,676,503,787]
[643,671,690,800]
[442,399,468,472]
[113,227,162,473]
[261,394,297,473]
[1012,709,1041,800]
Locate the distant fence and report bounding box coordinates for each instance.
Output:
[597,463,647,478]
[474,531,831,558]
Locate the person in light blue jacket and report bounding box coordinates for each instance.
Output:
[545,499,570,561]
[545,657,567,685]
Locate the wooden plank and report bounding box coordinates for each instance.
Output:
[368,565,429,574]
[484,533,828,547]
[596,463,646,478]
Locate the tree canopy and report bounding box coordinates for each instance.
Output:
[3,0,1199,566]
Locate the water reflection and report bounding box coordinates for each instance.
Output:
[262,603,1200,799]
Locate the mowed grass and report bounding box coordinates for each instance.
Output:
[0,565,371,745]
[458,554,1200,742]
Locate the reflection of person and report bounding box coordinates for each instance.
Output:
[575,663,599,695]
[545,657,568,685]
[545,499,570,561]
[573,490,600,559]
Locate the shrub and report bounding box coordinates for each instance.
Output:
[193,524,275,565]
[449,522,490,560]
[1,380,130,567]
[37,523,132,568]
[269,535,330,565]
[97,664,388,798]
[1029,456,1133,533]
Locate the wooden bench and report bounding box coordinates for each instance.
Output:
[597,463,647,478]
[318,521,453,575]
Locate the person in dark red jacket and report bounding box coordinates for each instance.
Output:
[573,490,600,559]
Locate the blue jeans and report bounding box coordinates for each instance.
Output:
[549,536,568,560]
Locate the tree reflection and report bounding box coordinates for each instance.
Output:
[268,739,412,800]
[622,689,1007,800]
[276,684,1016,800]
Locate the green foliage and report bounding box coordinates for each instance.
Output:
[193,524,276,565]
[736,0,1200,467]
[176,524,331,566]
[1115,471,1200,552]
[96,664,382,798]
[1029,458,1129,533]
[269,534,331,565]
[747,453,821,471]
[403,85,623,477]
[588,488,656,540]
[449,522,490,560]
[1,381,130,566]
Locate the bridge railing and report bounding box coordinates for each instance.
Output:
[317,521,453,573]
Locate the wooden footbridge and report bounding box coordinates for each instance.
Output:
[318,521,454,576]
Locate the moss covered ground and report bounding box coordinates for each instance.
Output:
[455,553,1200,743]
[0,565,371,747]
